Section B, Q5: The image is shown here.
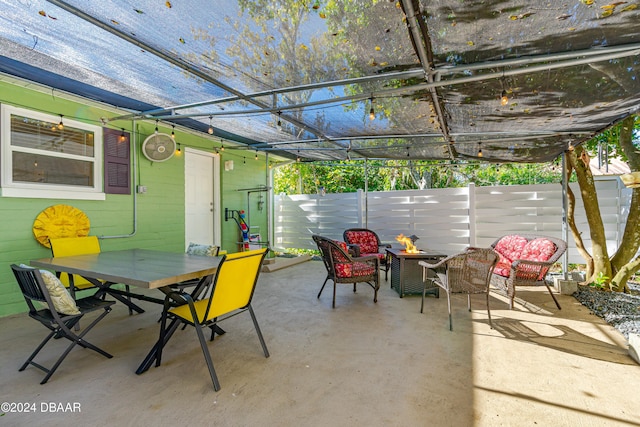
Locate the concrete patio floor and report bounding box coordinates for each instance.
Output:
[1,259,638,426]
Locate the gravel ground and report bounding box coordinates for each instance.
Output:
[573,281,640,339]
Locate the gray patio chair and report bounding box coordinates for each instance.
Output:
[419,248,498,330]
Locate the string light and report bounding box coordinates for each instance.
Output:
[57,114,64,130]
[500,68,509,106]
[220,139,225,151]
[208,115,214,134]
[171,125,175,139]
[478,142,483,157]
[500,90,509,106]
[175,143,181,155]
[120,128,126,142]
[276,111,282,131]
[296,149,301,162]
[255,150,259,160]
[154,119,159,135]
[243,156,246,164]
[369,97,375,121]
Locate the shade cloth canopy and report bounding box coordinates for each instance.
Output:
[0,0,638,163]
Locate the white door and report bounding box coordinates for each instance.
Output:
[184,148,220,249]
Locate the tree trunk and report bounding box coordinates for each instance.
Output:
[566,146,613,285]
[610,116,640,291]
[565,160,594,279]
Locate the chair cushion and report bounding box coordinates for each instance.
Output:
[187,242,219,257]
[493,255,512,277]
[335,262,376,278]
[520,238,556,262]
[493,235,528,278]
[494,235,528,261]
[344,231,378,254]
[20,265,80,315]
[520,238,557,280]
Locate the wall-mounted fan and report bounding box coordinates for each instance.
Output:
[142,133,175,162]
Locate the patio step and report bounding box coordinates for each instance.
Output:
[261,255,312,273]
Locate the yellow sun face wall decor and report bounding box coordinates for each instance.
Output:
[33,204,91,248]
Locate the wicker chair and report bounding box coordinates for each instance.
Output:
[343,228,392,280]
[313,235,380,308]
[419,248,498,330]
[489,234,567,310]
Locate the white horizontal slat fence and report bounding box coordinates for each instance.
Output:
[274,177,629,264]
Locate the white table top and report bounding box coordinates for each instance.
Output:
[31,248,222,289]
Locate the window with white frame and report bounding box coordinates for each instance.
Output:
[1,104,104,200]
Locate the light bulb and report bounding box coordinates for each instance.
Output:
[171,125,175,139]
[369,106,375,121]
[208,115,214,134]
[57,114,64,130]
[120,129,126,142]
[500,90,509,106]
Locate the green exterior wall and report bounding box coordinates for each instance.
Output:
[0,79,270,317]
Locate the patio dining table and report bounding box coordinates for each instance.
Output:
[31,248,223,374]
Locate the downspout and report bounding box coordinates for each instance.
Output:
[561,152,569,279]
[364,158,369,228]
[266,152,272,251]
[99,118,138,239]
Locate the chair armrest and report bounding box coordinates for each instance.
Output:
[347,243,361,257]
[418,255,455,270]
[353,254,380,268]
[509,259,554,283]
[380,243,392,248]
[511,259,554,269]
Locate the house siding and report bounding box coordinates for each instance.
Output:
[0,79,269,317]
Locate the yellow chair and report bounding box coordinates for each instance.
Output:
[49,236,102,299]
[156,248,269,391]
[49,236,132,314]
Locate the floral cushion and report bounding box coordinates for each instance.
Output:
[520,238,556,280]
[492,254,513,277]
[331,241,351,263]
[344,231,378,255]
[335,262,376,278]
[186,242,219,257]
[21,265,80,315]
[494,235,528,262]
[520,238,556,262]
[492,236,557,279]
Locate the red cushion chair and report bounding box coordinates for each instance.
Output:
[313,235,380,308]
[343,228,392,281]
[490,234,567,310]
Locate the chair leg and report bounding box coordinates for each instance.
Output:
[544,283,562,309]
[33,309,112,384]
[193,322,221,391]
[446,292,453,331]
[126,285,133,315]
[249,305,270,358]
[486,291,493,329]
[19,330,57,372]
[332,281,337,308]
[317,277,329,299]
[373,277,379,303]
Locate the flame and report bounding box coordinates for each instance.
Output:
[396,234,419,253]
